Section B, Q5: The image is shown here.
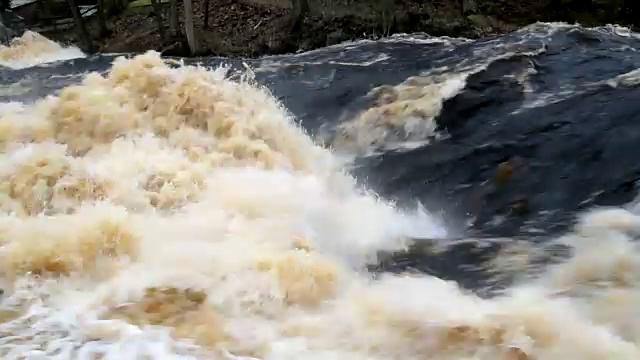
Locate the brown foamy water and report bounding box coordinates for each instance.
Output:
[1,33,640,360]
[0,31,84,69]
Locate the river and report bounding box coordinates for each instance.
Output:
[1,23,640,359]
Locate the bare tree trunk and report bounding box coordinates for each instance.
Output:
[183,0,196,54]
[378,0,395,36]
[150,0,166,42]
[169,0,179,35]
[289,0,309,32]
[203,0,211,29]
[105,0,114,15]
[66,0,95,53]
[105,0,125,16]
[97,0,108,37]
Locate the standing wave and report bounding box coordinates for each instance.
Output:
[0,49,640,360]
[0,31,84,70]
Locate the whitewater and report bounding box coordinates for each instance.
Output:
[2,26,640,360]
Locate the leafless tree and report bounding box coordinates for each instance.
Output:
[203,0,211,28]
[378,0,395,36]
[289,0,309,32]
[97,0,108,37]
[184,0,196,54]
[169,0,179,35]
[150,0,166,42]
[66,0,95,52]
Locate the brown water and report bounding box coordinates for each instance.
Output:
[1,31,640,360]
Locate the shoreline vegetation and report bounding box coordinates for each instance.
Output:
[1,0,640,57]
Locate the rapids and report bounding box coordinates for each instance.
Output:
[1,23,640,360]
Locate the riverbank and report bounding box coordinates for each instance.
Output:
[37,0,515,57]
[28,0,640,57]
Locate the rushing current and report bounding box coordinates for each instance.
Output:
[2,22,640,359]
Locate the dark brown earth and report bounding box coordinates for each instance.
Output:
[39,0,640,57]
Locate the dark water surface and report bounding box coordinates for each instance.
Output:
[3,23,640,290]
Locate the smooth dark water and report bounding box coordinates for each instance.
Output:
[3,23,640,290]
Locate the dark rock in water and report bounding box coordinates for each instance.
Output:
[0,10,25,45]
[370,237,509,295]
[353,26,640,240]
[0,18,14,45]
[325,30,345,47]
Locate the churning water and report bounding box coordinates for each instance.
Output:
[2,23,640,359]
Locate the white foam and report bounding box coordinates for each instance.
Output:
[0,34,639,360]
[0,31,85,69]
